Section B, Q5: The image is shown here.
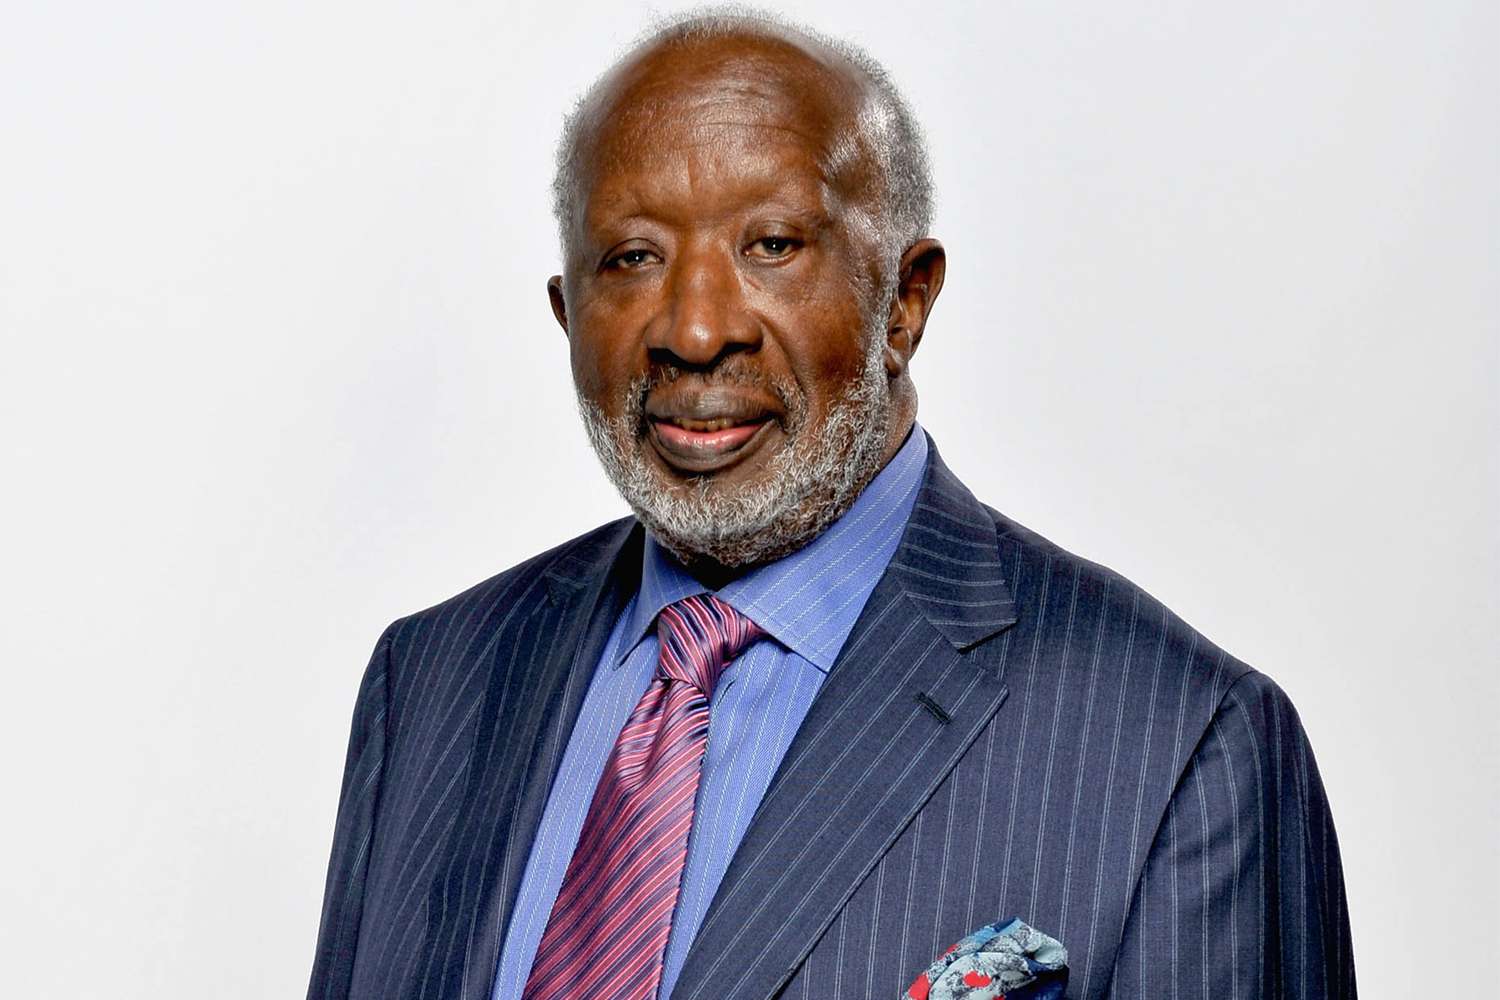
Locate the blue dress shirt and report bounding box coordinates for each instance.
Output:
[492,427,928,1000]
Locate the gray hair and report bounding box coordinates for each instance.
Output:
[551,5,934,269]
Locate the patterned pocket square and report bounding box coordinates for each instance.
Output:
[902,918,1067,1000]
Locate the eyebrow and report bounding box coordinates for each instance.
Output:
[586,184,832,230]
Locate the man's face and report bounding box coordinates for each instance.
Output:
[553,40,905,570]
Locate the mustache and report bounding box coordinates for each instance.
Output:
[624,363,803,428]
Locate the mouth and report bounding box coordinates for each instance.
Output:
[644,389,783,475]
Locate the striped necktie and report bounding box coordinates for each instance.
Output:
[521,593,766,1000]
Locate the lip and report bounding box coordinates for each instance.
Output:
[644,387,782,475]
[648,415,776,474]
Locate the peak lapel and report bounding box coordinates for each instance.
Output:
[415,519,642,1000]
[668,439,1020,1000]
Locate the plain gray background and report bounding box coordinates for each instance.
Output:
[3,1,1495,996]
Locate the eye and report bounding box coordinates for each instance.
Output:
[747,235,801,259]
[603,246,661,270]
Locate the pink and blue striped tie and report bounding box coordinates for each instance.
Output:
[521,593,766,1000]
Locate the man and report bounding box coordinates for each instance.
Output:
[308,11,1355,1000]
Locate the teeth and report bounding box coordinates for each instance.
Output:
[671,417,743,432]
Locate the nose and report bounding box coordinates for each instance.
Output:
[644,242,761,369]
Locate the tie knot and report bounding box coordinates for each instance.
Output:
[655,594,765,696]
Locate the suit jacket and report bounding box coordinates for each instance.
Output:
[308,438,1355,1000]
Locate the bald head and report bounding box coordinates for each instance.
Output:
[552,9,933,269]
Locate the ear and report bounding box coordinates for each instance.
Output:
[547,275,569,336]
[884,238,945,377]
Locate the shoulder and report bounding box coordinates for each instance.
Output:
[378,516,636,677]
[968,502,1343,891]
[979,501,1264,775]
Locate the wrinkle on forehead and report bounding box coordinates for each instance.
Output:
[573,34,882,227]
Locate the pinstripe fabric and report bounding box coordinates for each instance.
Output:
[308,433,1355,1000]
[494,426,926,1000]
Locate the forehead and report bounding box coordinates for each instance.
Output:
[576,35,875,226]
[586,119,836,229]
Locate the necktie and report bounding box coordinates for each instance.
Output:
[521,593,766,1000]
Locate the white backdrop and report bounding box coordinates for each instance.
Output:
[3,1,1495,996]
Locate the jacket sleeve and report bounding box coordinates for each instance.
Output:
[1105,670,1356,999]
[306,623,395,1000]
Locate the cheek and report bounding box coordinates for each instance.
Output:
[776,308,874,401]
[568,315,644,413]
[749,252,877,391]
[568,338,612,410]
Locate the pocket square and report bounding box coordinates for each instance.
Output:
[902,918,1067,1000]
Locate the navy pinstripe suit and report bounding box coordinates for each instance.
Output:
[308,436,1355,999]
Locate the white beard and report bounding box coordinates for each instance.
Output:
[577,321,894,570]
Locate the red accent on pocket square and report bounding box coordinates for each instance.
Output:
[901,918,1066,1000]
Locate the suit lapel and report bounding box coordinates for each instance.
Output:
[668,442,1020,1000]
[416,519,643,1000]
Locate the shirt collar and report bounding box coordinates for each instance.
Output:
[618,424,929,672]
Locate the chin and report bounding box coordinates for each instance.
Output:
[581,393,892,573]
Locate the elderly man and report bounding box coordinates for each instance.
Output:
[308,12,1354,1000]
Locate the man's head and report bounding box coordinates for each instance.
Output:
[548,9,946,574]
